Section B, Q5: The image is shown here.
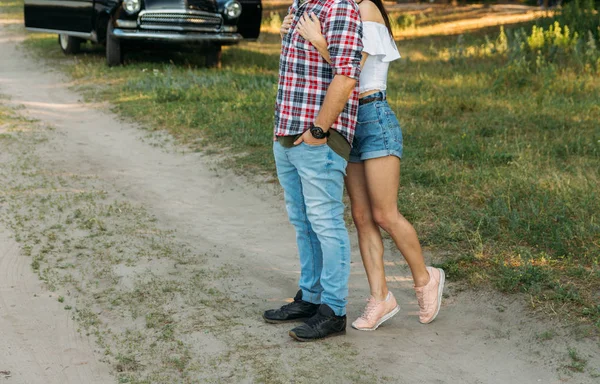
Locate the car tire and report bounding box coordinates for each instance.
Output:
[58,34,81,55]
[205,44,222,68]
[106,19,124,67]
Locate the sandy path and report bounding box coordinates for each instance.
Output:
[0,25,598,383]
[0,229,114,384]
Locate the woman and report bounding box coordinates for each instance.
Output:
[281,1,445,331]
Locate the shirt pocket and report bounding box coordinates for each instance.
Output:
[292,30,317,53]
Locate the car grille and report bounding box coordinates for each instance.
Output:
[138,11,223,32]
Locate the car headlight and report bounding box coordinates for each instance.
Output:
[224,0,242,19]
[123,0,142,15]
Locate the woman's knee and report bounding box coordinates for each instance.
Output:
[372,209,400,232]
[351,205,373,229]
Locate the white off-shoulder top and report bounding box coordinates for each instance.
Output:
[359,21,401,94]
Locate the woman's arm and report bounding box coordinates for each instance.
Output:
[296,13,332,64]
[297,12,369,67]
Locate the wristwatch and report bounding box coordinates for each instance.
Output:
[310,124,330,140]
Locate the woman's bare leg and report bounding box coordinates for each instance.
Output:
[363,156,429,287]
[345,163,389,301]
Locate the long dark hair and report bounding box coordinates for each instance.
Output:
[365,0,394,38]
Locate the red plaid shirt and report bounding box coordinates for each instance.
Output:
[274,0,363,144]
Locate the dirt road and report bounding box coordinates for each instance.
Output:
[1,24,598,384]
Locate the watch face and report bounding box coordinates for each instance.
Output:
[310,126,325,139]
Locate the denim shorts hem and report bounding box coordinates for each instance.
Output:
[349,150,402,164]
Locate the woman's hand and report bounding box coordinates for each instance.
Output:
[296,12,323,43]
[280,13,294,39]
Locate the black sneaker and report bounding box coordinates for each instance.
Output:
[288,304,346,342]
[263,290,319,324]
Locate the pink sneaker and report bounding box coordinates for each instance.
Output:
[351,292,400,331]
[414,266,445,324]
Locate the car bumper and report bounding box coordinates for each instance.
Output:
[112,28,244,44]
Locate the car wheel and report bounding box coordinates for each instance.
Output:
[58,34,81,55]
[205,44,222,68]
[106,19,124,67]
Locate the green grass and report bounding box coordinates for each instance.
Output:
[1,1,599,327]
[565,347,588,373]
[537,329,556,341]
[0,0,23,20]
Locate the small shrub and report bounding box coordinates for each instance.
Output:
[392,14,416,31]
[269,12,282,32]
[565,347,587,372]
[581,305,600,326]
[261,12,283,33]
[496,26,509,54]
[492,56,533,90]
[585,30,599,59]
[526,22,580,59]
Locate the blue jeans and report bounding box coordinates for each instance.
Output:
[273,141,351,316]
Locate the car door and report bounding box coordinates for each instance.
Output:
[237,0,261,39]
[24,0,95,35]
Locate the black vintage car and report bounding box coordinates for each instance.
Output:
[24,0,262,66]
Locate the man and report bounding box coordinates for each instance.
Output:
[263,0,363,341]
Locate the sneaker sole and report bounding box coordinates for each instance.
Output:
[351,305,401,331]
[288,329,346,342]
[420,268,445,324]
[262,314,311,324]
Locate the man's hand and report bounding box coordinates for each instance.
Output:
[280,13,294,39]
[294,129,328,146]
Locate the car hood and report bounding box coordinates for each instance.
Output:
[144,0,218,13]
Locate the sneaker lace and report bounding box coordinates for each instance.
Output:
[279,298,300,312]
[305,312,327,328]
[359,297,379,320]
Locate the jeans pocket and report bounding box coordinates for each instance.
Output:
[358,103,379,124]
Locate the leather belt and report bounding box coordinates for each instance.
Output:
[359,96,385,105]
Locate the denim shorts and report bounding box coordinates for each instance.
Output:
[349,92,403,163]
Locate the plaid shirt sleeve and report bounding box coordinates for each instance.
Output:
[323,0,363,80]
